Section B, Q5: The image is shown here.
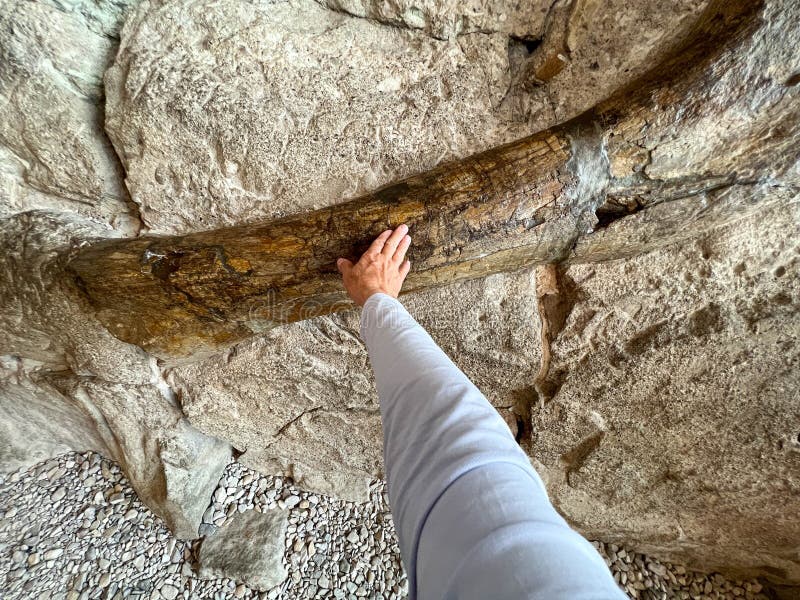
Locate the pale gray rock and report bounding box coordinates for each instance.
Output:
[0,212,145,377]
[0,360,104,473]
[638,0,800,186]
[43,548,63,560]
[0,213,231,539]
[198,509,289,591]
[105,0,707,236]
[541,0,707,123]
[51,377,231,539]
[0,0,139,234]
[533,201,800,583]
[105,0,525,235]
[316,0,551,40]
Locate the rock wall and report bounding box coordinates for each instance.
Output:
[535,201,800,582]
[0,0,236,539]
[1,0,798,585]
[0,0,139,233]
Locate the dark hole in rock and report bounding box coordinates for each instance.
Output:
[520,38,542,54]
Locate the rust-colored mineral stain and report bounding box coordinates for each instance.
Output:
[534,53,569,84]
[225,257,252,274]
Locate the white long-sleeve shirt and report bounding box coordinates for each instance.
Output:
[360,293,626,600]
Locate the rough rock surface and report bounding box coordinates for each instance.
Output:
[534,201,800,582]
[541,0,707,121]
[168,271,540,500]
[0,0,139,234]
[0,211,231,539]
[104,0,523,235]
[103,0,708,235]
[198,508,289,591]
[316,0,551,40]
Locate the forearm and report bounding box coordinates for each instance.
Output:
[360,294,542,588]
[360,293,624,600]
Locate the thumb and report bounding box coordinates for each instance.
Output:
[336,258,353,275]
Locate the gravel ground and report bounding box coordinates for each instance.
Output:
[0,452,773,599]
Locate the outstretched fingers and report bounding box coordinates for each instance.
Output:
[381,224,409,257]
[400,259,411,279]
[367,229,393,256]
[393,234,411,264]
[336,258,353,275]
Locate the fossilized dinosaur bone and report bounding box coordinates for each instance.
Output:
[68,0,785,359]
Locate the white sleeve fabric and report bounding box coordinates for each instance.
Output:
[359,293,626,600]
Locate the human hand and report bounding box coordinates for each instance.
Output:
[337,224,412,306]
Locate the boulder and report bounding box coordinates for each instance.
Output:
[104,0,706,235]
[0,212,231,539]
[0,0,139,234]
[53,377,232,539]
[198,509,289,591]
[0,358,102,472]
[534,200,800,582]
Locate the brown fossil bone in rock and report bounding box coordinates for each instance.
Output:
[67,0,795,360]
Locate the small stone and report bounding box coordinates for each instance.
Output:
[51,487,67,502]
[99,573,111,587]
[160,583,179,600]
[109,493,125,504]
[133,555,146,571]
[234,584,246,598]
[43,548,64,560]
[283,495,300,509]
